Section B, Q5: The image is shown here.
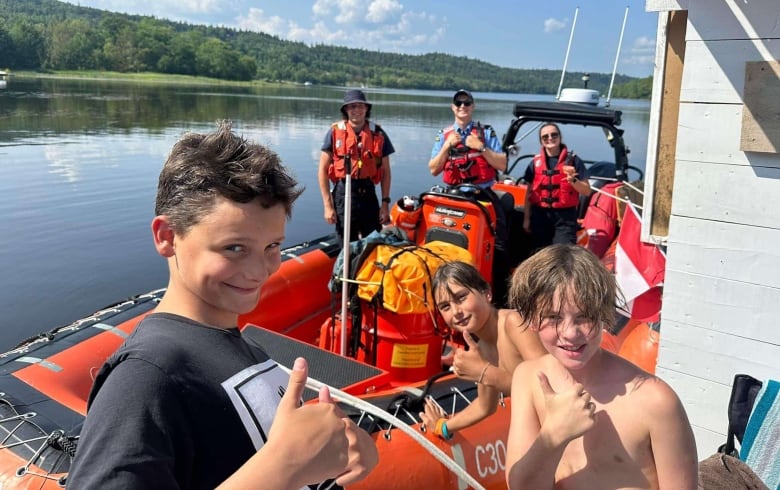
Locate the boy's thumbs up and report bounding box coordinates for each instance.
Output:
[463,331,479,348]
[279,357,307,411]
[537,371,557,397]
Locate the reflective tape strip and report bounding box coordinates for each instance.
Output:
[16,357,62,372]
[451,443,468,490]
[283,253,305,264]
[92,322,129,339]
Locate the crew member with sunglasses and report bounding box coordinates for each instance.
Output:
[428,89,511,307]
[523,122,591,250]
[428,89,506,186]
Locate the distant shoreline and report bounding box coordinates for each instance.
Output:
[7,71,651,99]
[10,70,284,88]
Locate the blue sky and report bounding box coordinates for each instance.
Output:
[64,0,658,78]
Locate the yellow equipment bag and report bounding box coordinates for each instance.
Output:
[355,241,473,314]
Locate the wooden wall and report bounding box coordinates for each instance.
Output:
[647,0,780,458]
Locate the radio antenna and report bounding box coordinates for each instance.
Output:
[606,6,629,107]
[556,6,580,100]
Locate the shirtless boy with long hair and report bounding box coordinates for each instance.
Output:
[505,244,697,489]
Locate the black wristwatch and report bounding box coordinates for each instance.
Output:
[381,197,391,204]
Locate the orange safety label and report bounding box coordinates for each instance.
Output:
[390,343,429,368]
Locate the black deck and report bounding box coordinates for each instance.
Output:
[242,325,383,400]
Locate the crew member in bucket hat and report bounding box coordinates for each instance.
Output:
[318,89,395,241]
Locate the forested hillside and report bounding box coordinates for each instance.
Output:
[0,0,651,98]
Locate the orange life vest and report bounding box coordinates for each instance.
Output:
[442,124,496,185]
[328,121,385,184]
[529,145,580,208]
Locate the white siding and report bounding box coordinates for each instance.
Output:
[647,0,780,459]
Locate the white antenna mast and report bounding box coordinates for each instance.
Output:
[606,6,629,107]
[556,6,580,100]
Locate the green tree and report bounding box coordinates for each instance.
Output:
[157,31,201,75]
[46,19,103,70]
[0,25,15,67]
[134,19,172,72]
[8,19,45,69]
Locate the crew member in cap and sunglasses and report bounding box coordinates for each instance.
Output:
[428,89,506,186]
[429,90,511,307]
[318,89,394,241]
[523,122,591,250]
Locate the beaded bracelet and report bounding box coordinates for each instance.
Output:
[477,363,490,384]
[434,417,453,440]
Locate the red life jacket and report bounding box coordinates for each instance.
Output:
[529,145,580,209]
[442,123,496,185]
[328,121,385,184]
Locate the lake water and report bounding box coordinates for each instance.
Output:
[0,77,650,351]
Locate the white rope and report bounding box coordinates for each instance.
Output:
[589,184,643,209]
[620,180,645,196]
[276,365,485,490]
[589,177,644,196]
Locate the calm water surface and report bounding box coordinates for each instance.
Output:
[0,77,650,350]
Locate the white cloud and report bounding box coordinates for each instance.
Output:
[633,36,656,50]
[313,0,362,24]
[623,35,656,66]
[366,0,403,23]
[237,1,444,53]
[237,8,289,37]
[64,0,225,17]
[544,17,566,33]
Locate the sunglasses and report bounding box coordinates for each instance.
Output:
[453,100,473,107]
[541,132,560,142]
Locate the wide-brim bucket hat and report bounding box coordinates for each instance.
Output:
[341,89,373,109]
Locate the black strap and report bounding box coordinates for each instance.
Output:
[718,374,763,456]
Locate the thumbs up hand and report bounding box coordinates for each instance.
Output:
[266,358,378,487]
[537,372,597,446]
[452,332,484,382]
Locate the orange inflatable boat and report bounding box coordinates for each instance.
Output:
[0,189,514,490]
[0,101,660,489]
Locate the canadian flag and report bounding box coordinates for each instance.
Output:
[615,203,666,318]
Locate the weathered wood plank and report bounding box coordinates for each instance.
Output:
[655,367,731,445]
[666,215,780,288]
[662,270,780,345]
[741,60,780,153]
[643,11,670,241]
[680,39,780,104]
[685,0,780,42]
[658,320,779,384]
[649,10,687,239]
[645,0,688,13]
[671,159,780,227]
[691,426,728,461]
[676,102,780,167]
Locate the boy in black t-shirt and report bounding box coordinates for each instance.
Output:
[68,121,378,489]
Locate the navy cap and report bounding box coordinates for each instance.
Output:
[341,89,372,109]
[452,89,474,103]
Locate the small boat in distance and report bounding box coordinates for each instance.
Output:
[0,71,8,89]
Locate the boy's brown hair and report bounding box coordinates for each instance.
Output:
[155,120,303,234]
[509,244,619,332]
[432,261,490,306]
